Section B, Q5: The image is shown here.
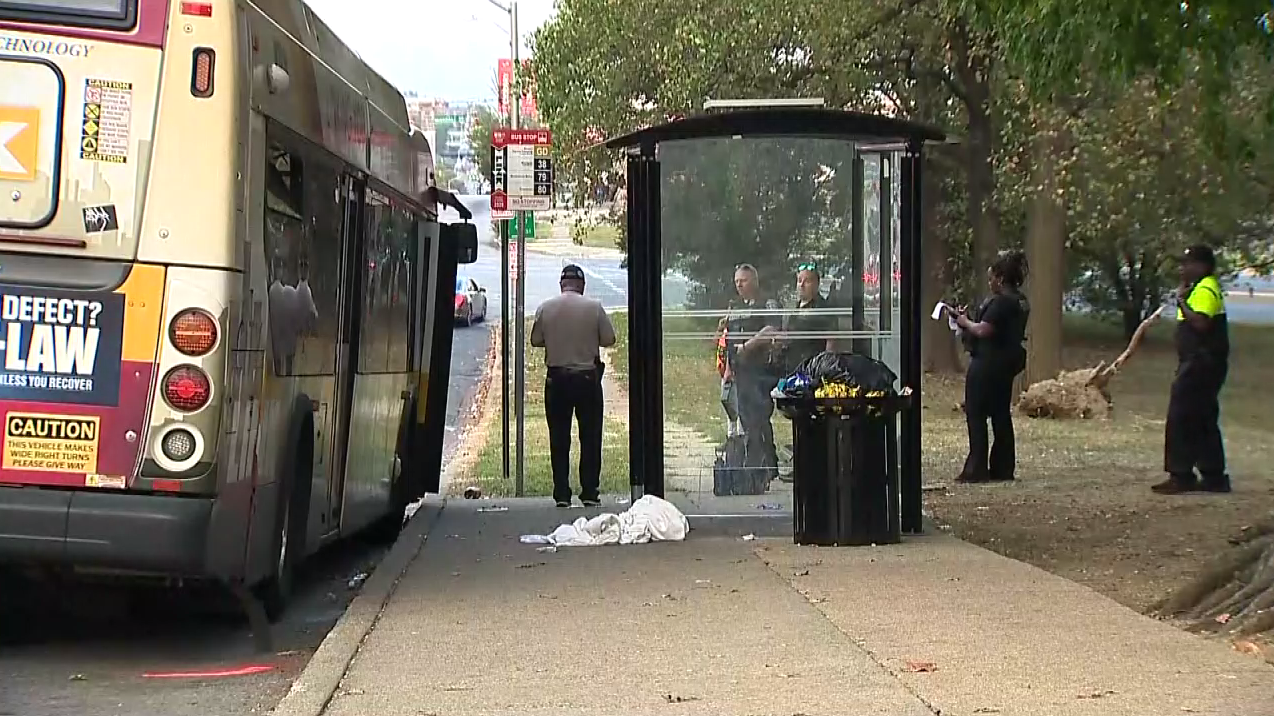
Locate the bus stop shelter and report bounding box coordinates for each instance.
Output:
[606,107,944,534]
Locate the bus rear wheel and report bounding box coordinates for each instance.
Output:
[365,394,416,545]
[257,401,314,622]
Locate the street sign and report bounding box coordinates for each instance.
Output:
[492,209,514,220]
[489,128,553,212]
[520,212,535,239]
[509,241,519,273]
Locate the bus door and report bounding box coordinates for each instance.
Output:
[324,174,366,533]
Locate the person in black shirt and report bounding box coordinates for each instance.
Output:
[720,263,783,482]
[781,262,838,373]
[951,250,1030,483]
[1154,244,1231,495]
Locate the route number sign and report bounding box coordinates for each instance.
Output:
[490,128,553,212]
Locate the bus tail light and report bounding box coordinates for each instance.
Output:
[191,48,216,98]
[169,309,218,356]
[163,366,212,412]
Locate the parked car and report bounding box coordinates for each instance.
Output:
[455,275,488,326]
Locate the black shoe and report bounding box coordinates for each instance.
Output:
[1200,476,1232,493]
[581,497,601,507]
[555,499,572,508]
[987,473,1016,482]
[1151,476,1197,494]
[955,471,992,484]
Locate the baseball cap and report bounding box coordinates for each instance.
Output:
[560,264,586,281]
[1183,244,1216,268]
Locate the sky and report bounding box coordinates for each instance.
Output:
[304,0,558,103]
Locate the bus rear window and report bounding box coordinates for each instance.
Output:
[0,0,136,29]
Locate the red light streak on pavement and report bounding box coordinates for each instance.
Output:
[141,664,276,679]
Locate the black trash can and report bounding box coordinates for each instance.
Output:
[777,396,907,546]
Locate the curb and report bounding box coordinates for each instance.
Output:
[269,499,447,716]
[270,325,500,716]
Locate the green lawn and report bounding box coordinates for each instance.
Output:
[571,222,620,249]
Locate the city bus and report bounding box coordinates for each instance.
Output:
[0,0,476,618]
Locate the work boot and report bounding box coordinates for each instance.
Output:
[1151,475,1197,494]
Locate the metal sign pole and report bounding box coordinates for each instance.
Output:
[510,0,527,497]
[500,214,510,485]
[514,211,526,497]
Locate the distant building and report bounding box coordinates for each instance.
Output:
[403,94,481,164]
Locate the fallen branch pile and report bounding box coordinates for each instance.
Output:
[1018,306,1165,419]
[1153,518,1274,647]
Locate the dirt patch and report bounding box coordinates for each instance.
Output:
[922,318,1274,656]
[443,327,501,495]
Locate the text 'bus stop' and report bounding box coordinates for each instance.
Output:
[606,107,944,536]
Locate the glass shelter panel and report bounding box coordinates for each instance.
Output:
[657,137,904,514]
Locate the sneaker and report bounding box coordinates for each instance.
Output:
[581,497,601,507]
[555,499,571,508]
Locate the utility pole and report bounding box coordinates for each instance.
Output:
[488,0,523,496]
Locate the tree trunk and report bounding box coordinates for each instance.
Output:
[1024,128,1066,387]
[921,155,961,373]
[951,19,1001,286]
[966,105,1001,283]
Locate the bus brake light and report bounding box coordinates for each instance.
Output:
[169,309,218,356]
[180,2,213,17]
[191,48,216,98]
[163,366,212,412]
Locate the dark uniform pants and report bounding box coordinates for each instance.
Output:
[545,366,604,503]
[736,372,779,477]
[963,357,1017,479]
[1164,361,1227,484]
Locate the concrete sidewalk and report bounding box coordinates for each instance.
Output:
[274,501,1274,716]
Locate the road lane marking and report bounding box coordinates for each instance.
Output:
[581,263,626,298]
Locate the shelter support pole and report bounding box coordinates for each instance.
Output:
[626,144,664,500]
[879,156,893,333]
[850,153,868,356]
[899,142,924,533]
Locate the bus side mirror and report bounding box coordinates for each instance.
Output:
[442,222,478,264]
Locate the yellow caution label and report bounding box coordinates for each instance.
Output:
[3,412,100,473]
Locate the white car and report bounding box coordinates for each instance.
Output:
[455,275,488,326]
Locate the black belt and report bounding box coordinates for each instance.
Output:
[548,365,599,377]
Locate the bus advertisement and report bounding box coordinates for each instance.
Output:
[0,0,477,618]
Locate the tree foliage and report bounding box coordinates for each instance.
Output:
[531,0,1274,329]
[468,104,498,181]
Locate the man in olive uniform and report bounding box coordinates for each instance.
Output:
[531,265,617,507]
[721,264,783,483]
[1154,244,1231,495]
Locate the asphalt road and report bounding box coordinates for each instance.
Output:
[0,201,632,716]
[448,196,631,313]
[0,291,497,714]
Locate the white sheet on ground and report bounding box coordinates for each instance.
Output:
[520,495,690,547]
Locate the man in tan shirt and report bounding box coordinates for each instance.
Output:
[530,264,617,507]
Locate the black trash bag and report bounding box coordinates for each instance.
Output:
[793,351,898,393]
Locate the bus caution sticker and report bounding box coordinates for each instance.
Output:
[2,412,100,474]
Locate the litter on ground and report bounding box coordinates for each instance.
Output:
[519,495,690,547]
